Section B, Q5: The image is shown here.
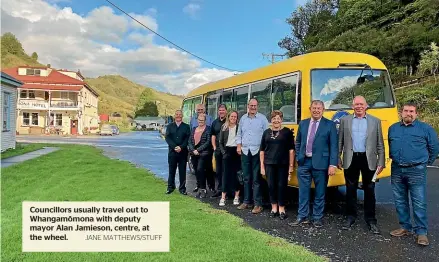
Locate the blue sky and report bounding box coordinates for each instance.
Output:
[58,0,300,72]
[2,0,305,94]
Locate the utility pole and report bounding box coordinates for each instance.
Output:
[262,53,286,64]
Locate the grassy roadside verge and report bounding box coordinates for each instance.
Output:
[1,143,46,159]
[1,144,325,262]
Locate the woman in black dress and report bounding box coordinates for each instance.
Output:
[260,110,295,220]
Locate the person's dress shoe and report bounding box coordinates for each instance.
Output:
[252,206,263,214]
[343,218,355,230]
[288,217,309,226]
[237,203,253,210]
[369,224,380,234]
[279,212,288,220]
[313,219,323,228]
[165,189,174,194]
[390,228,411,237]
[179,190,187,195]
[417,235,429,246]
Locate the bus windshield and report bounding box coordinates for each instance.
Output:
[311,69,395,110]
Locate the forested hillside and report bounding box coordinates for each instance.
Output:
[279,0,439,81]
[279,0,439,132]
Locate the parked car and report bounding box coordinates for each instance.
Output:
[100,124,113,136]
[110,125,120,135]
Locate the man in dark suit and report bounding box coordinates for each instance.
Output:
[338,96,385,234]
[165,109,191,195]
[289,100,338,228]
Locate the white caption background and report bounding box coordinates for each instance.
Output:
[22,201,169,252]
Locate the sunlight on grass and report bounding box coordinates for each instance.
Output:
[1,144,324,262]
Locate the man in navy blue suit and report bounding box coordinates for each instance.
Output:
[289,100,338,228]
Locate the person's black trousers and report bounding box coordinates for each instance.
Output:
[222,146,240,195]
[167,151,188,192]
[265,164,289,207]
[191,154,210,190]
[214,149,223,191]
[344,153,377,225]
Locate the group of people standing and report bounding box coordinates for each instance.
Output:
[165,96,439,247]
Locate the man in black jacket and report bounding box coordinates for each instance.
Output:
[165,110,191,195]
[210,104,228,197]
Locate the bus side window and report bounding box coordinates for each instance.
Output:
[222,90,233,112]
[206,92,221,118]
[182,98,192,124]
[250,80,272,120]
[272,75,298,123]
[234,85,249,119]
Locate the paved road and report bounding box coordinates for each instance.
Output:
[17,132,439,261]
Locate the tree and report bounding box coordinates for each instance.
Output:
[278,0,339,57]
[31,52,38,60]
[418,42,439,82]
[1,32,25,56]
[135,88,154,112]
[135,101,159,117]
[278,0,439,79]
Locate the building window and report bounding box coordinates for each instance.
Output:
[32,113,39,125]
[26,68,41,76]
[23,112,30,125]
[3,92,11,131]
[20,90,35,99]
[50,113,62,126]
[23,112,39,126]
[61,92,68,99]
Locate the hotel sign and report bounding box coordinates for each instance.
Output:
[18,100,48,109]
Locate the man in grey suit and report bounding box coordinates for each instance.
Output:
[338,96,385,234]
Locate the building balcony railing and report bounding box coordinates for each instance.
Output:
[50,100,79,109]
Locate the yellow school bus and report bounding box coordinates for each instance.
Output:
[182,51,399,188]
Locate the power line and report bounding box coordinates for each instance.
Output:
[105,0,242,72]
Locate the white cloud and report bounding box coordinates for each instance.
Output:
[140,68,236,95]
[320,76,358,96]
[1,0,234,95]
[183,3,201,19]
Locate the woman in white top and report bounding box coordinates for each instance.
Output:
[218,110,240,206]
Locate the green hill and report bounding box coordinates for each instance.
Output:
[1,32,44,68]
[1,32,183,122]
[85,75,183,118]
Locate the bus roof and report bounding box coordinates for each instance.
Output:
[186,51,387,98]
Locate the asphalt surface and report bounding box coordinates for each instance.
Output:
[16,132,439,262]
